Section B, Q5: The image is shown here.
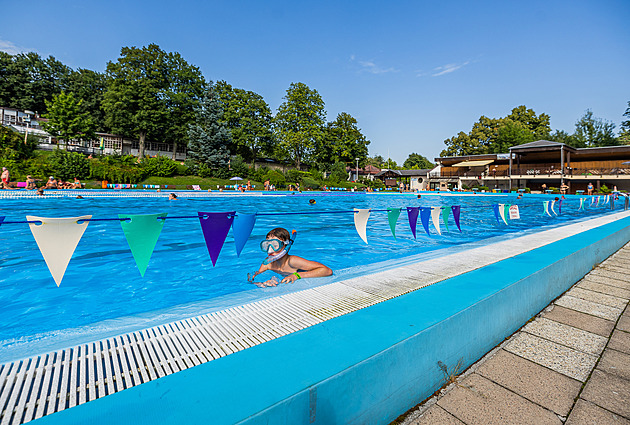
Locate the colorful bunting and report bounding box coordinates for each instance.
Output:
[543,201,551,217]
[198,211,235,266]
[430,207,442,235]
[119,213,167,277]
[232,213,256,257]
[452,206,462,232]
[407,207,420,239]
[353,208,370,244]
[550,200,557,216]
[27,215,91,286]
[492,204,501,224]
[441,207,450,232]
[498,203,508,225]
[387,208,401,239]
[420,207,431,236]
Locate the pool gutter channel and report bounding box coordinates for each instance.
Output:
[1,211,630,424]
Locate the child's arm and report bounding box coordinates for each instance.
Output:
[248,263,277,287]
[281,256,332,284]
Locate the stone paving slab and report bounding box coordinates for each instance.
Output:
[474,349,581,416]
[619,315,630,332]
[589,269,630,283]
[608,329,630,354]
[566,287,628,309]
[555,295,622,321]
[522,318,607,355]
[582,274,630,290]
[436,373,562,425]
[577,280,630,300]
[541,305,615,337]
[597,349,630,381]
[565,399,630,425]
[581,370,630,419]
[504,332,598,381]
[409,405,465,425]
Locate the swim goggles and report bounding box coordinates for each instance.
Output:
[260,238,290,253]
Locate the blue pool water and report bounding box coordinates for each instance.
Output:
[0,192,620,361]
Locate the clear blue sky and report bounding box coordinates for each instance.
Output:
[2,0,629,164]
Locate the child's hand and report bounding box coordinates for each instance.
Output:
[253,276,279,288]
[280,274,299,284]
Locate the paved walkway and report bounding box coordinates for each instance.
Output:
[399,243,630,425]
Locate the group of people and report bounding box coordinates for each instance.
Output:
[0,167,82,192]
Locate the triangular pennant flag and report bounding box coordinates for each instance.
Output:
[550,200,557,216]
[27,215,91,286]
[492,204,501,224]
[232,213,256,257]
[0,216,4,226]
[595,196,600,206]
[452,206,462,232]
[407,207,419,239]
[579,198,585,211]
[354,208,370,244]
[387,208,401,239]
[499,204,509,225]
[430,207,441,235]
[198,211,235,266]
[119,213,167,277]
[543,201,552,217]
[420,207,431,236]
[441,207,450,232]
[558,199,563,214]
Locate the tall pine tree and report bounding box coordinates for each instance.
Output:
[187,82,232,169]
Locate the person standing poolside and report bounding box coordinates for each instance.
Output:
[1,167,9,189]
[587,182,594,195]
[248,227,332,287]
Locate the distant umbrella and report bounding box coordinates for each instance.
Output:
[229,176,244,181]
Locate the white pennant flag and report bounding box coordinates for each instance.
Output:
[550,200,557,215]
[27,215,91,286]
[353,208,370,244]
[431,207,442,235]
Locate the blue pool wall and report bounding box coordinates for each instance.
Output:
[38,215,630,425]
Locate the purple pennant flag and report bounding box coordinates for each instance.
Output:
[232,213,256,257]
[198,211,235,266]
[492,204,500,224]
[558,199,562,214]
[451,205,461,232]
[406,207,419,239]
[0,216,4,226]
[420,207,431,236]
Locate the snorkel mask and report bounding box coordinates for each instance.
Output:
[261,230,297,265]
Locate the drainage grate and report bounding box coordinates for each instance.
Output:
[1,211,628,424]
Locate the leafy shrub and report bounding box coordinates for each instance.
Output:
[252,166,270,182]
[142,156,177,177]
[599,184,611,194]
[265,169,286,187]
[327,161,348,183]
[175,162,190,176]
[48,149,90,180]
[229,155,249,178]
[301,176,320,189]
[90,155,145,183]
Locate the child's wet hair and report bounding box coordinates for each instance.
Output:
[266,227,290,241]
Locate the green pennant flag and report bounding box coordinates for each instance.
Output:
[441,207,450,232]
[119,213,167,277]
[504,204,511,224]
[387,208,401,239]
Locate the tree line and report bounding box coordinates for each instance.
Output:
[441,104,630,157]
[0,45,375,176]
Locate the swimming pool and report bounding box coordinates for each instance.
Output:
[0,191,619,361]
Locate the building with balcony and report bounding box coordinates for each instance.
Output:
[433,140,630,193]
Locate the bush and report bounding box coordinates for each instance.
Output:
[286,169,312,184]
[229,155,249,178]
[252,166,270,182]
[90,155,146,183]
[48,149,90,181]
[478,186,489,191]
[265,169,286,187]
[599,184,611,194]
[327,161,348,183]
[142,156,177,177]
[301,176,320,190]
[175,162,190,176]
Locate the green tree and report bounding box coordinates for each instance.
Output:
[318,112,370,165]
[506,105,551,139]
[618,101,630,145]
[43,92,96,146]
[491,119,535,153]
[441,131,478,157]
[274,82,326,168]
[215,81,274,164]
[403,153,434,169]
[548,129,581,147]
[574,110,617,147]
[187,82,232,170]
[103,44,205,158]
[48,149,90,180]
[66,69,108,131]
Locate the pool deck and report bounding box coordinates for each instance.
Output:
[399,243,630,425]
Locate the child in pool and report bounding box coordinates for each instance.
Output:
[248,227,332,287]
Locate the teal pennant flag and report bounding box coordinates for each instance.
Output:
[387,208,401,239]
[119,213,167,277]
[441,207,450,232]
